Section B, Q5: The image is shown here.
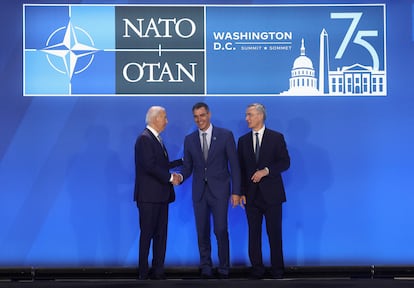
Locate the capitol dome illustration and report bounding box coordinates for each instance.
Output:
[281,38,320,95]
[293,43,314,70]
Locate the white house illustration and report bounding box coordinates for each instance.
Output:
[328,64,386,95]
[281,29,386,96]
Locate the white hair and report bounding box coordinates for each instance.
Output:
[145,106,165,125]
[248,103,266,121]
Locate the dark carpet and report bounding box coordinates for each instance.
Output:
[1,278,414,288]
[1,267,414,288]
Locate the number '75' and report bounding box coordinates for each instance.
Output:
[331,12,379,71]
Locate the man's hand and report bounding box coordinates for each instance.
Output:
[231,195,246,209]
[239,195,246,209]
[231,194,240,208]
[251,168,269,183]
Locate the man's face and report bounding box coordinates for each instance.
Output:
[154,110,168,133]
[193,107,211,131]
[245,106,264,131]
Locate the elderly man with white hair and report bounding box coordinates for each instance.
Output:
[134,106,182,280]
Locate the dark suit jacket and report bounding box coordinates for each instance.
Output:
[134,128,181,204]
[181,126,241,201]
[237,128,290,205]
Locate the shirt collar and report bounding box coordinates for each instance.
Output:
[146,125,159,138]
[252,125,265,136]
[199,124,213,136]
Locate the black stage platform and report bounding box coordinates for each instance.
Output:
[1,279,414,288]
[1,267,414,288]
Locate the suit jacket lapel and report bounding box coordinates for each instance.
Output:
[193,131,204,162]
[258,129,269,162]
[147,128,168,159]
[207,128,218,162]
[247,131,256,162]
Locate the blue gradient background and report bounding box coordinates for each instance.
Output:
[1,0,414,268]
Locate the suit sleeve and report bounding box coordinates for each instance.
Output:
[237,137,247,196]
[179,136,194,181]
[226,131,241,195]
[169,158,183,169]
[267,133,290,177]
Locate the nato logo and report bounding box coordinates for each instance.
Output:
[23,5,205,96]
[24,5,115,96]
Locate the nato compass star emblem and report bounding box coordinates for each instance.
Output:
[42,21,98,80]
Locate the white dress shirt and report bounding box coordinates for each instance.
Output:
[252,125,265,153]
[252,126,269,174]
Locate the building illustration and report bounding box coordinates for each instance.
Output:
[282,29,386,96]
[281,38,320,95]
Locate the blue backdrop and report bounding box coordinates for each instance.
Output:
[1,0,413,268]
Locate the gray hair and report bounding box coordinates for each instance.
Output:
[145,106,165,125]
[248,103,266,121]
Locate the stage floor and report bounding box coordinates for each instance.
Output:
[2,266,414,288]
[1,278,414,288]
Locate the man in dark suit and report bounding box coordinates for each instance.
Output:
[178,102,241,279]
[237,103,290,279]
[134,106,182,280]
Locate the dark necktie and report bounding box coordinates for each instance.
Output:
[157,135,167,157]
[255,132,260,163]
[202,132,208,161]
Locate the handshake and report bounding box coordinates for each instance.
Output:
[171,173,183,186]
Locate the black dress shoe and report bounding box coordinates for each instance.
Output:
[200,273,214,279]
[270,270,284,279]
[217,273,229,279]
[248,272,264,280]
[151,274,167,280]
[138,274,149,280]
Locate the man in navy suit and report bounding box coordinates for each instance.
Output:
[134,106,182,280]
[237,103,290,279]
[178,102,241,279]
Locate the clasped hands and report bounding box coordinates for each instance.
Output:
[171,173,183,186]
